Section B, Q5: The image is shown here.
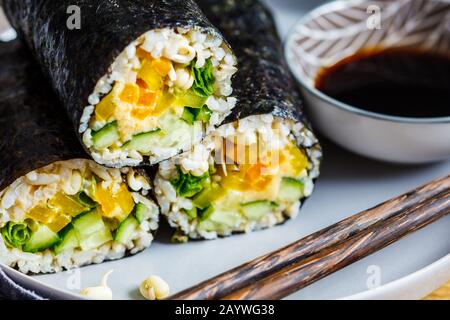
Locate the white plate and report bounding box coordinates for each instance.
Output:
[2,138,449,300]
[1,0,450,300]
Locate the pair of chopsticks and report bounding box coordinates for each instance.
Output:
[170,174,450,300]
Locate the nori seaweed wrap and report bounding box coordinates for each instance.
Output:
[0,40,159,274]
[153,0,322,240]
[2,0,237,167]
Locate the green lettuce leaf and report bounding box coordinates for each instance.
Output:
[1,221,31,249]
[191,59,215,97]
[171,167,210,198]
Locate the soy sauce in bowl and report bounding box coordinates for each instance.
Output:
[315,49,450,118]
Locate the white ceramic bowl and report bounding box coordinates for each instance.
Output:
[285,0,450,164]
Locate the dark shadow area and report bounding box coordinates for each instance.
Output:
[153,218,174,244]
[263,0,328,12]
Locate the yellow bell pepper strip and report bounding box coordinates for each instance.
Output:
[95,90,115,121]
[94,183,135,222]
[119,83,140,105]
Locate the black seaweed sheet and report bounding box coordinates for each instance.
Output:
[0,40,86,192]
[197,0,310,126]
[1,0,223,161]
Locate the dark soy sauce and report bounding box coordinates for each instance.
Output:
[315,49,450,118]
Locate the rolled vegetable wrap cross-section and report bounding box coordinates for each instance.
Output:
[154,0,322,240]
[2,0,237,167]
[0,41,159,274]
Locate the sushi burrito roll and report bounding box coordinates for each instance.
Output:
[1,0,237,168]
[0,40,159,274]
[154,0,322,240]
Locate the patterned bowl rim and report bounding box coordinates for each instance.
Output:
[285,0,450,124]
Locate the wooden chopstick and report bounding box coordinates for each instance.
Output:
[222,188,450,300]
[170,175,450,300]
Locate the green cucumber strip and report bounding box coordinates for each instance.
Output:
[278,177,304,202]
[209,209,242,227]
[181,107,196,125]
[192,183,224,210]
[199,206,215,221]
[92,121,120,149]
[241,200,278,221]
[195,106,212,122]
[72,209,112,250]
[114,216,139,245]
[23,224,60,253]
[54,225,79,255]
[197,220,217,232]
[78,228,112,251]
[76,191,96,208]
[122,129,162,153]
[183,206,198,220]
[177,89,208,108]
[71,209,102,236]
[135,203,149,224]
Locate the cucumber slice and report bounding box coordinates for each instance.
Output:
[76,191,96,208]
[199,206,214,221]
[92,121,120,149]
[197,220,217,232]
[197,207,242,232]
[135,203,149,223]
[278,177,304,202]
[72,209,112,251]
[192,183,225,210]
[208,208,242,227]
[115,216,139,244]
[72,209,101,235]
[23,224,60,253]
[122,129,161,154]
[183,206,198,220]
[181,108,196,125]
[54,225,79,255]
[195,106,212,123]
[241,200,278,221]
[173,90,207,109]
[84,176,97,200]
[123,111,200,155]
[181,106,212,124]
[158,114,201,147]
[79,228,113,251]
